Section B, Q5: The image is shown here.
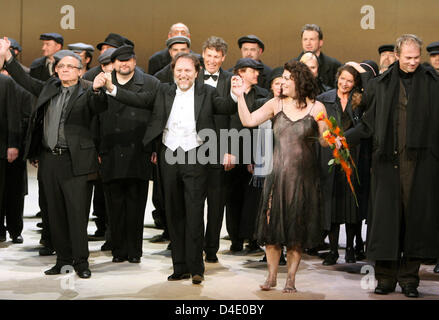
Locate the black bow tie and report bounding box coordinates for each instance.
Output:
[204,74,218,81]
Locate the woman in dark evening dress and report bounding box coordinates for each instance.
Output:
[231,61,328,292]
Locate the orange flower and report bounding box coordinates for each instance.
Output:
[315,111,326,121]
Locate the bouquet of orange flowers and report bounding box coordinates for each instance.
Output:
[315,111,360,206]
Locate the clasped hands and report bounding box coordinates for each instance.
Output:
[93,72,113,92]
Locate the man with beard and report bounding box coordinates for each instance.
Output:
[378,44,396,74]
[426,41,439,74]
[345,34,439,298]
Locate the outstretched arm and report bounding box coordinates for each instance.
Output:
[310,101,329,147]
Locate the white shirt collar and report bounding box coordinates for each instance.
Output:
[176,82,195,96]
[204,69,220,76]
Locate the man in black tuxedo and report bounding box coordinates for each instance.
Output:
[154,36,191,84]
[196,36,232,263]
[0,39,108,278]
[296,24,341,88]
[147,22,191,75]
[141,52,237,284]
[98,45,160,263]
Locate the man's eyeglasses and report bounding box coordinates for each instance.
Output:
[56,63,80,70]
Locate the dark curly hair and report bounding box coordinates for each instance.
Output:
[335,64,362,110]
[283,60,320,109]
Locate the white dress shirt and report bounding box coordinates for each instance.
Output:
[204,70,220,88]
[162,84,203,152]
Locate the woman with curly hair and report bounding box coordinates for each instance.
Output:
[231,60,328,293]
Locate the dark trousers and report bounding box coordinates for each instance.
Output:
[39,151,92,271]
[225,165,252,244]
[204,166,227,256]
[38,176,52,248]
[152,163,169,237]
[160,145,207,276]
[375,258,422,288]
[0,160,5,236]
[92,178,107,233]
[103,178,148,259]
[0,159,26,238]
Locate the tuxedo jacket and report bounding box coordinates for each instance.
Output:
[5,57,107,176]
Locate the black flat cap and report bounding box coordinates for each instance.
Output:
[238,35,264,52]
[233,58,264,71]
[97,33,134,51]
[360,60,379,78]
[98,48,116,64]
[426,41,439,55]
[68,42,94,54]
[111,45,135,62]
[166,36,191,49]
[378,44,395,54]
[268,67,284,85]
[40,33,64,46]
[53,50,82,65]
[8,38,22,52]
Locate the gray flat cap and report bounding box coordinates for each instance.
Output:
[166,36,191,49]
[98,48,116,64]
[68,42,95,53]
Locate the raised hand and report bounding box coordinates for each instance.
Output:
[104,72,114,92]
[93,72,107,91]
[231,75,246,97]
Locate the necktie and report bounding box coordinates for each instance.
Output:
[47,88,70,149]
[203,74,218,81]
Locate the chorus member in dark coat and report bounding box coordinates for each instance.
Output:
[377,44,396,74]
[99,46,160,263]
[296,24,341,88]
[317,63,371,266]
[1,40,108,279]
[345,35,439,298]
[225,58,269,253]
[426,41,439,74]
[30,33,64,81]
[0,69,32,243]
[194,36,233,263]
[154,36,191,84]
[141,53,237,284]
[0,72,20,243]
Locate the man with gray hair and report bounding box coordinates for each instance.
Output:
[0,38,109,279]
[345,34,439,298]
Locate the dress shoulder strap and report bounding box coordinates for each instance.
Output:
[307,101,317,115]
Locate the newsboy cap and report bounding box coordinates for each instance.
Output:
[53,50,82,65]
[233,58,264,71]
[378,44,395,54]
[68,42,95,54]
[166,36,191,49]
[40,33,64,46]
[97,33,134,51]
[98,48,116,65]
[8,38,22,52]
[426,41,439,55]
[111,45,135,62]
[238,35,265,52]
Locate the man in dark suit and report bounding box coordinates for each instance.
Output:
[196,36,232,263]
[98,45,160,263]
[30,33,63,81]
[0,39,108,278]
[296,24,342,88]
[147,22,191,75]
[141,52,237,284]
[0,69,20,243]
[225,58,269,253]
[154,36,191,84]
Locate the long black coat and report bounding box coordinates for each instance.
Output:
[98,69,160,182]
[5,57,107,176]
[147,48,171,75]
[345,63,439,260]
[0,74,20,160]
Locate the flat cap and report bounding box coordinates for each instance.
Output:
[68,42,95,54]
[166,36,191,49]
[268,66,284,85]
[378,44,395,54]
[238,35,264,52]
[98,48,116,64]
[97,33,134,51]
[360,60,379,78]
[8,38,22,52]
[40,33,64,46]
[111,45,135,62]
[426,41,439,55]
[53,50,82,65]
[233,58,264,71]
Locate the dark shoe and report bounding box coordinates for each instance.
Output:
[36,222,44,228]
[434,262,439,273]
[88,231,105,241]
[166,242,172,250]
[279,252,287,266]
[39,246,55,256]
[192,274,204,284]
[230,242,243,252]
[128,257,141,263]
[355,245,366,261]
[12,235,23,244]
[205,254,218,263]
[304,248,319,256]
[101,242,112,251]
[168,273,191,281]
[0,234,6,242]
[322,251,339,265]
[112,257,126,263]
[34,211,42,218]
[76,269,91,279]
[44,265,63,275]
[149,233,170,243]
[345,247,356,263]
[374,285,395,295]
[259,254,267,263]
[401,285,419,298]
[245,240,263,253]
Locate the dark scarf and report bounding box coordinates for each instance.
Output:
[377,62,431,159]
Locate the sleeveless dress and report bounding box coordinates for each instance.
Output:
[255,105,324,249]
